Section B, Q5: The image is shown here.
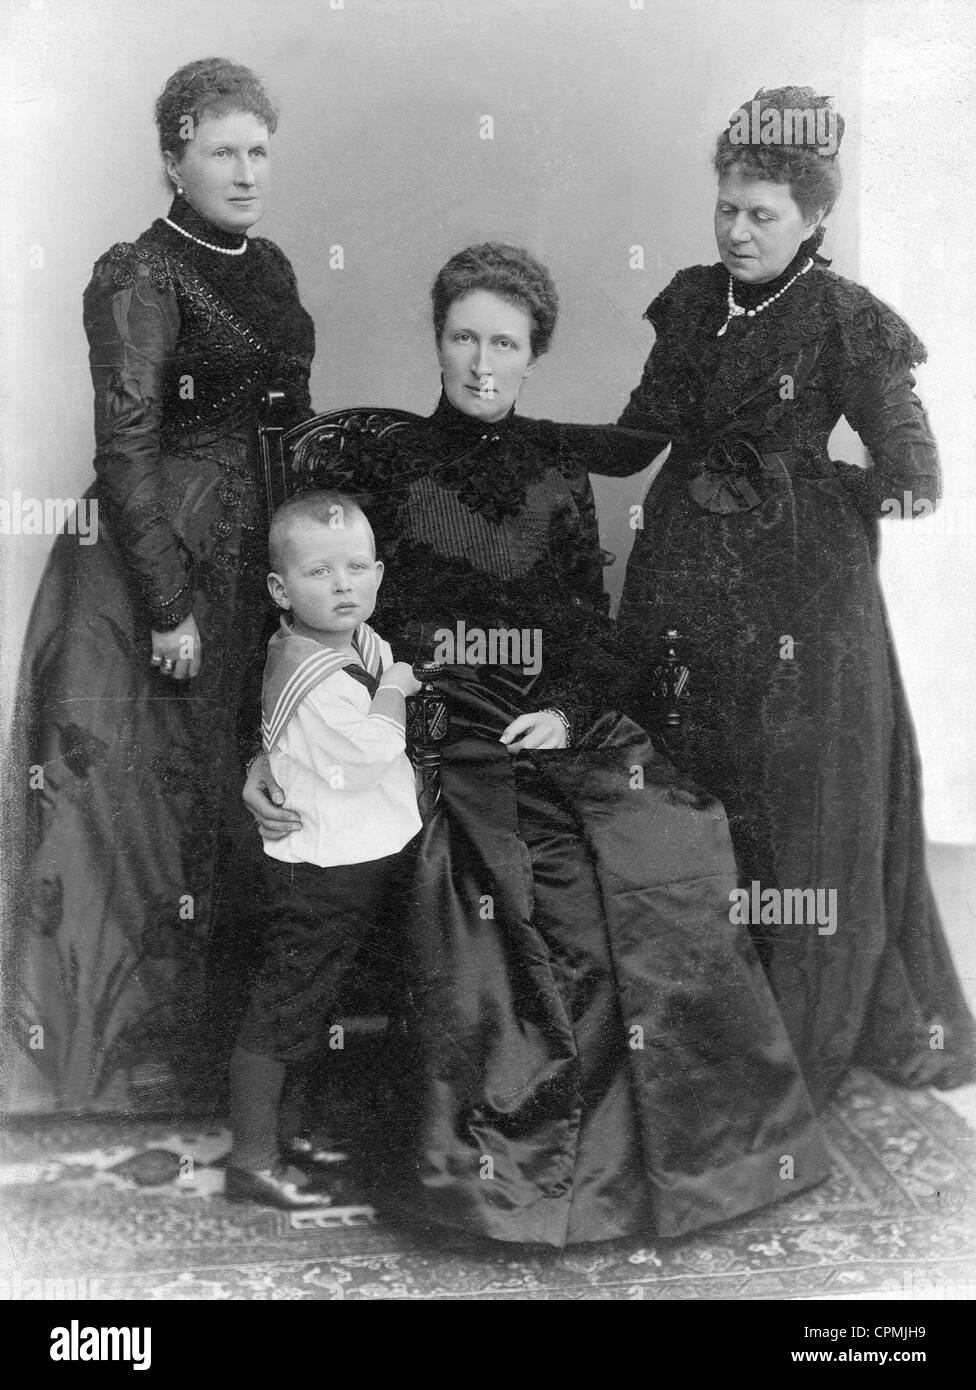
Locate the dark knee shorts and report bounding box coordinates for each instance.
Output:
[236,852,401,1064]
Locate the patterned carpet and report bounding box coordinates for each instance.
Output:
[2,1068,975,1301]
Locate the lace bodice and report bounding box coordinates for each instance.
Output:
[616,260,939,522]
[310,394,661,725]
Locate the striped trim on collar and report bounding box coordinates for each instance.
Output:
[262,620,386,752]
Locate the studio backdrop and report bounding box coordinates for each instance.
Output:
[2,0,973,839]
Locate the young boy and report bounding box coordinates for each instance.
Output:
[225,490,422,1209]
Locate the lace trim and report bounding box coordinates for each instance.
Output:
[645,263,927,371]
[829,279,928,369]
[105,241,173,294]
[143,575,195,631]
[626,264,934,519]
[636,264,927,444]
[347,415,569,525]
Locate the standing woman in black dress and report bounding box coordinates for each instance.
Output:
[609,86,975,1107]
[6,59,315,1113]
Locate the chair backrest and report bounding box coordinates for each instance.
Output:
[259,396,424,513]
[257,396,689,734]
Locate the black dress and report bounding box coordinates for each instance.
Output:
[321,395,832,1247]
[611,244,976,1109]
[6,196,315,1113]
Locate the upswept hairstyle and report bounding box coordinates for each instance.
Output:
[268,491,375,573]
[431,243,559,357]
[714,86,844,226]
[155,57,279,158]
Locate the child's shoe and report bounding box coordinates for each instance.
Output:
[224,1163,334,1210]
[279,1132,345,1174]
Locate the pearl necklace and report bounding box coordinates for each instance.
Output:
[716,257,814,337]
[163,216,248,256]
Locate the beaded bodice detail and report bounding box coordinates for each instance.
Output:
[82,198,314,628]
[98,196,313,448]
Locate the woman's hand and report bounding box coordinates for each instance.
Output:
[499,710,568,752]
[243,753,303,840]
[150,613,202,681]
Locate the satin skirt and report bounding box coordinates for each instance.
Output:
[375,671,830,1247]
[4,503,268,1113]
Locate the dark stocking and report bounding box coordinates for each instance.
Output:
[229,1045,286,1171]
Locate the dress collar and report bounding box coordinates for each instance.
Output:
[429,388,519,439]
[732,242,816,309]
[160,193,250,253]
[406,390,552,524]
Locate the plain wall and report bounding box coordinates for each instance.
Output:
[3,0,970,838]
[860,0,976,843]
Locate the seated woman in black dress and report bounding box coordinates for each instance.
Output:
[245,243,833,1248]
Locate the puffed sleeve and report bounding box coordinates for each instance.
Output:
[83,245,194,630]
[615,269,699,435]
[831,288,941,519]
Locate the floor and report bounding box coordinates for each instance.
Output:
[926,845,976,1131]
[2,1065,974,1300]
[1,845,973,1301]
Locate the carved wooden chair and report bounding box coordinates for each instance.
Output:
[259,395,449,830]
[259,390,424,514]
[255,397,688,1029]
[257,391,690,739]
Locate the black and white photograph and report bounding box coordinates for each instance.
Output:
[1,0,975,1326]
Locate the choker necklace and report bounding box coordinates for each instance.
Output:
[716,256,813,337]
[163,217,248,256]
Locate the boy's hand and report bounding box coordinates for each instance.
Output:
[243,753,302,839]
[500,710,568,751]
[382,662,423,697]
